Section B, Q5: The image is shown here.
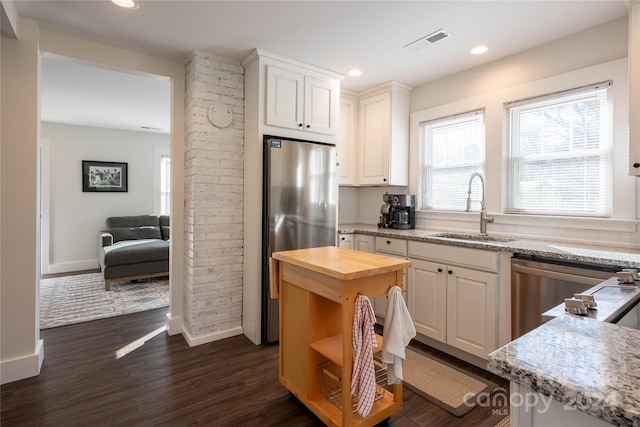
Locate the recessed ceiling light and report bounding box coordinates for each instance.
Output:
[470,45,488,55]
[348,69,362,77]
[111,0,139,9]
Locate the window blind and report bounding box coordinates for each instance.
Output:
[421,110,485,210]
[504,82,612,217]
[160,155,171,215]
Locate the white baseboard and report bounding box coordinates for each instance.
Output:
[165,313,183,336]
[1,339,44,385]
[182,325,244,347]
[48,260,99,274]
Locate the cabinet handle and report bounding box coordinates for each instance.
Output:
[341,237,346,241]
[383,178,388,182]
[634,162,640,168]
[448,270,453,275]
[306,124,310,128]
[437,268,443,273]
[386,240,391,244]
[336,162,340,166]
[298,123,303,127]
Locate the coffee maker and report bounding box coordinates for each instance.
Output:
[378,193,416,229]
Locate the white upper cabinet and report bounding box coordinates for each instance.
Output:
[304,77,335,134]
[357,81,411,186]
[266,66,304,130]
[337,90,358,186]
[629,3,640,175]
[266,64,338,136]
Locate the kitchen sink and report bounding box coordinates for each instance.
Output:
[433,233,517,243]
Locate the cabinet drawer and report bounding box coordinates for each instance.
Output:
[375,236,407,256]
[408,241,498,273]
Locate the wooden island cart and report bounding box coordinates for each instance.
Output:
[270,246,411,426]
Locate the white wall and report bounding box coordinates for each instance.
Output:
[1,16,43,384]
[42,122,170,273]
[339,17,638,248]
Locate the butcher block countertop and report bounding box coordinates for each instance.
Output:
[271,246,411,280]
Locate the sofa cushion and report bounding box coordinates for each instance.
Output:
[109,226,162,243]
[103,239,169,267]
[106,215,162,243]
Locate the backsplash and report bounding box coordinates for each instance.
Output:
[338,186,640,249]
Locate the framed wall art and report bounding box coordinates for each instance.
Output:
[82,160,128,192]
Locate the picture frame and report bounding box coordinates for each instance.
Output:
[82,160,128,192]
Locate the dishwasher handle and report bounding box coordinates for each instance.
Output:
[512,263,612,286]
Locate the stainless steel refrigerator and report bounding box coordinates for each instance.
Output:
[262,136,338,343]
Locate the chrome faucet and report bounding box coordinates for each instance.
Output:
[465,172,494,235]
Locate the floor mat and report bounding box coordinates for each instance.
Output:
[402,347,501,417]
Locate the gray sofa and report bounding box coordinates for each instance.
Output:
[99,214,170,291]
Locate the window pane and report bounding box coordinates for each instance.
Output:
[160,156,171,215]
[421,110,485,210]
[505,82,611,216]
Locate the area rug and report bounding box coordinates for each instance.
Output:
[40,273,169,329]
[402,347,500,417]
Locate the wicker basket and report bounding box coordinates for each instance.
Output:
[317,355,389,413]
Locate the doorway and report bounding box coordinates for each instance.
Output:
[38,54,178,329]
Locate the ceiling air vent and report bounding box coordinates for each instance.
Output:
[404,29,452,51]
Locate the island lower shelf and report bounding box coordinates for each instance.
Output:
[310,333,384,367]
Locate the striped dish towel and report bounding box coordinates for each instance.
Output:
[351,294,377,417]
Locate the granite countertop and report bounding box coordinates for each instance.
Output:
[487,315,640,426]
[338,223,640,269]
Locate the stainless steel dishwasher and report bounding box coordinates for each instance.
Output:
[511,255,620,339]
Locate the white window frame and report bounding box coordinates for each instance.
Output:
[419,109,485,211]
[504,81,613,217]
[153,148,171,216]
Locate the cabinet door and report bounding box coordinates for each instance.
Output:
[266,65,304,130]
[337,234,353,249]
[338,95,357,185]
[304,76,337,135]
[446,266,497,359]
[373,252,407,319]
[408,259,447,343]
[358,92,390,185]
[354,234,375,253]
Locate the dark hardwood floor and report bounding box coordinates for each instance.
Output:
[1,308,508,426]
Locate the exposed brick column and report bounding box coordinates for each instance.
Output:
[183,51,244,342]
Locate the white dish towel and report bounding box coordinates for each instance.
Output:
[381,285,416,384]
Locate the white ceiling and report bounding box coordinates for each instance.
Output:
[14,0,631,134]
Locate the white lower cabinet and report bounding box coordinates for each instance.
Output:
[445,266,497,359]
[337,233,353,249]
[374,236,408,319]
[408,241,498,359]
[354,234,375,253]
[408,259,447,342]
[346,235,500,359]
